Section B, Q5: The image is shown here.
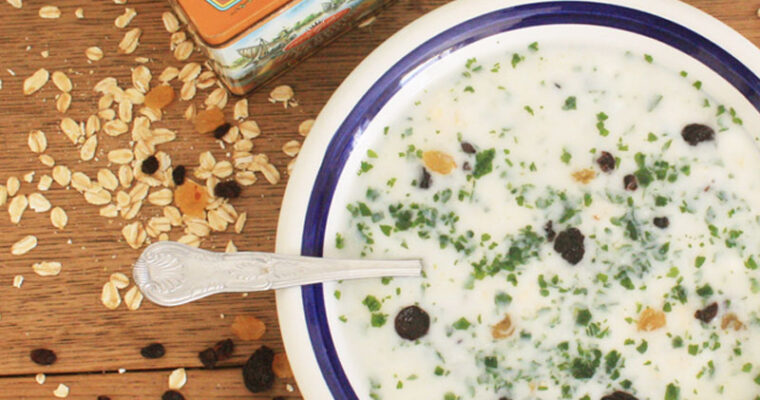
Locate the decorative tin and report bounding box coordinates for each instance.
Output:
[170,0,395,95]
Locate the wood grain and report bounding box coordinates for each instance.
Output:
[0,0,757,398]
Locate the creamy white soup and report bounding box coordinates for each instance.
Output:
[327,42,760,400]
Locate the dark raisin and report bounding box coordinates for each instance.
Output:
[272,398,286,400]
[682,123,715,146]
[695,302,719,323]
[544,221,556,242]
[462,162,471,171]
[498,397,512,400]
[243,346,275,393]
[553,227,585,265]
[214,339,234,361]
[460,142,476,154]
[141,155,159,175]
[162,390,185,400]
[394,305,430,341]
[653,217,669,229]
[172,165,186,186]
[419,168,432,189]
[97,396,111,400]
[596,151,615,172]
[140,343,166,359]
[213,122,232,139]
[198,348,218,369]
[30,348,57,365]
[214,180,242,199]
[601,391,638,400]
[623,174,638,191]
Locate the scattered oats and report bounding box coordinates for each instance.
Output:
[147,188,173,206]
[94,78,117,95]
[8,195,28,224]
[121,221,145,249]
[39,154,55,167]
[168,368,187,390]
[125,88,145,104]
[212,161,233,178]
[37,175,53,191]
[358,15,377,28]
[84,115,100,137]
[298,118,314,136]
[40,50,49,58]
[99,204,118,218]
[75,7,84,18]
[234,139,253,152]
[196,70,217,89]
[151,128,176,145]
[23,68,49,95]
[60,117,83,144]
[162,11,180,33]
[124,285,143,310]
[135,56,150,63]
[287,157,297,174]
[11,235,37,255]
[174,40,193,61]
[286,384,295,392]
[180,80,196,101]
[207,208,228,231]
[158,66,179,83]
[27,130,47,153]
[184,103,196,120]
[107,85,128,103]
[199,151,216,170]
[185,218,210,237]
[0,186,6,207]
[108,148,134,164]
[269,85,294,103]
[38,5,61,19]
[114,7,137,29]
[147,216,171,234]
[52,71,72,92]
[261,162,280,185]
[97,169,119,191]
[282,140,301,157]
[235,170,256,186]
[7,176,20,196]
[12,275,24,288]
[129,182,149,202]
[7,0,22,8]
[56,92,72,113]
[234,212,247,233]
[84,188,112,205]
[22,171,34,183]
[71,172,92,192]
[118,28,142,54]
[757,7,760,18]
[118,368,126,374]
[99,109,116,121]
[110,272,130,289]
[85,46,104,62]
[118,165,133,188]
[239,120,261,138]
[101,281,121,310]
[28,193,51,212]
[179,62,201,82]
[52,166,71,187]
[118,100,133,122]
[80,135,98,161]
[205,87,228,109]
[170,31,187,50]
[35,373,45,385]
[132,65,151,93]
[139,106,161,121]
[163,206,182,226]
[233,98,249,121]
[225,240,237,253]
[33,261,61,276]
[51,207,68,229]
[158,233,169,241]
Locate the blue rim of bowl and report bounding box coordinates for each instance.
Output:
[299,1,760,399]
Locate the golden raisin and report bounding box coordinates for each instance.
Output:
[193,107,226,134]
[230,315,266,341]
[572,169,596,184]
[637,307,666,331]
[491,314,515,339]
[721,313,745,331]
[174,179,209,219]
[144,85,175,111]
[423,150,456,175]
[272,352,293,378]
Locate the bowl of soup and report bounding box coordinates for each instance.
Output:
[276,1,760,399]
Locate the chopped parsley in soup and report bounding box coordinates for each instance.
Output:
[326,42,760,400]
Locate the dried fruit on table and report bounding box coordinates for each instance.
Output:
[174,179,209,219]
[243,346,275,393]
[272,352,293,378]
[214,180,241,199]
[162,390,185,400]
[144,85,175,111]
[30,348,57,365]
[140,343,166,359]
[193,107,225,134]
[231,315,266,341]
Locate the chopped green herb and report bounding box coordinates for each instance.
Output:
[362,295,381,312]
[644,54,654,63]
[561,148,572,164]
[472,149,496,179]
[453,317,471,330]
[563,96,577,110]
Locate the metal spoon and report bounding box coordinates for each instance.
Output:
[132,241,422,307]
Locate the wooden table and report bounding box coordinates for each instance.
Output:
[0,0,756,398]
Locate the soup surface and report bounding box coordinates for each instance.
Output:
[326,42,760,400]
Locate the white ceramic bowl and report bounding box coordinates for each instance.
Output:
[276,1,760,398]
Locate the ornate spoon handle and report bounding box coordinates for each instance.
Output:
[133,241,422,307]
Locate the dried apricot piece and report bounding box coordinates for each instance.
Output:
[491,314,515,339]
[572,169,596,184]
[721,313,745,331]
[230,315,266,341]
[174,179,209,219]
[423,150,456,175]
[144,85,175,111]
[193,107,225,134]
[637,307,666,331]
[272,352,293,378]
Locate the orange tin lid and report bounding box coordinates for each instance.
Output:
[176,0,292,46]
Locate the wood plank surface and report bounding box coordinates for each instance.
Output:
[0,0,757,398]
